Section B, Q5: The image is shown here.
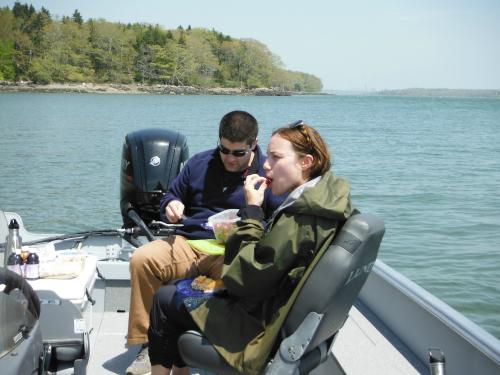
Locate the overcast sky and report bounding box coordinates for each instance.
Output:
[2,0,499,90]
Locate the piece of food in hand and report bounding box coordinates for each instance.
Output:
[191,275,225,293]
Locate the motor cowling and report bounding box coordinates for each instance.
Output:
[120,128,189,228]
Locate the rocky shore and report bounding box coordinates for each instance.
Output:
[0,81,295,96]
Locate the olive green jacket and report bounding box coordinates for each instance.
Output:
[189,172,354,374]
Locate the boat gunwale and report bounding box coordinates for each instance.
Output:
[361,260,500,367]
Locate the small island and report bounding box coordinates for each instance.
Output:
[0,3,322,94]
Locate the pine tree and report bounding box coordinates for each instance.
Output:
[72,9,83,25]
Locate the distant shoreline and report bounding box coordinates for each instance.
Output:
[0,81,327,96]
[326,88,500,99]
[376,88,500,99]
[2,82,498,98]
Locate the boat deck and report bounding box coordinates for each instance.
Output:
[332,302,426,374]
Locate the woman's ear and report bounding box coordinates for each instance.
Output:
[301,154,314,171]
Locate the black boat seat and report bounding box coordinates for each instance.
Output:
[178,213,385,374]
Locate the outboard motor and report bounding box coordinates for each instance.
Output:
[120,128,189,234]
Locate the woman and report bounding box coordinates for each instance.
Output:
[148,121,355,375]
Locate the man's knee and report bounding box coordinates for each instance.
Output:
[130,240,168,271]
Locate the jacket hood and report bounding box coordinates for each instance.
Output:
[282,171,353,220]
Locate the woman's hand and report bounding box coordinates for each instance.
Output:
[244,174,268,206]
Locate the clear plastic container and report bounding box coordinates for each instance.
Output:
[207,209,240,244]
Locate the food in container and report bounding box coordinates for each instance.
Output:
[207,209,240,244]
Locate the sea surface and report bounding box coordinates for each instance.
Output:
[1,92,499,340]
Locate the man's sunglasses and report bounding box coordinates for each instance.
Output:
[217,142,251,157]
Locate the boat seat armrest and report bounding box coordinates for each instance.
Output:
[178,330,241,375]
[266,311,324,375]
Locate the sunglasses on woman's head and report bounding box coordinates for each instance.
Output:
[288,120,313,153]
[289,120,305,128]
[217,142,251,157]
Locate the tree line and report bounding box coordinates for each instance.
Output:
[0,3,322,92]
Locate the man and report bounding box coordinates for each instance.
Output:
[125,110,284,375]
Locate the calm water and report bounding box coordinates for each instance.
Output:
[1,92,499,339]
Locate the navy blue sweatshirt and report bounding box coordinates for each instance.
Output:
[159,145,284,239]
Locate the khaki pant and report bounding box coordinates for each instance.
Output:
[127,235,223,345]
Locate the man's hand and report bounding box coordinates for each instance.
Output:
[165,200,185,223]
[244,174,268,207]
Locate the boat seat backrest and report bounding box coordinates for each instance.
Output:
[282,212,385,351]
